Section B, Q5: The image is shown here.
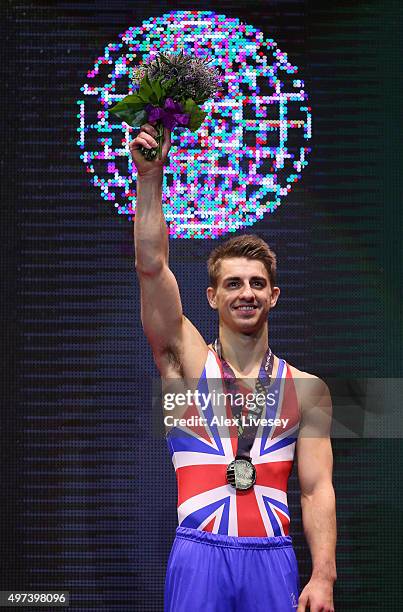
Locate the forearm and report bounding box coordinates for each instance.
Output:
[134,170,169,272]
[301,483,337,582]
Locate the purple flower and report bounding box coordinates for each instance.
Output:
[145,98,190,131]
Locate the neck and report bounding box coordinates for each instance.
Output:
[218,323,269,375]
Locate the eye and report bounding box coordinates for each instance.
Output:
[228,281,239,287]
[252,281,264,287]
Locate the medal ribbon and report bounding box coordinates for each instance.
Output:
[212,338,274,459]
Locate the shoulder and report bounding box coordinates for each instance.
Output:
[286,361,328,387]
[282,363,333,444]
[284,362,331,416]
[286,361,317,380]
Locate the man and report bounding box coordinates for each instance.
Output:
[130,123,337,612]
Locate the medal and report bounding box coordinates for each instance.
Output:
[226,456,256,490]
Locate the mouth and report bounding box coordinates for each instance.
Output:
[232,305,258,312]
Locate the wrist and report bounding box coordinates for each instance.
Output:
[311,569,337,583]
[137,169,164,182]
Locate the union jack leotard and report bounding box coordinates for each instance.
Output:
[166,347,301,537]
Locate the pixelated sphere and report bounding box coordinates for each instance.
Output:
[77,10,312,238]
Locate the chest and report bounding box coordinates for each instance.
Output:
[225,356,279,387]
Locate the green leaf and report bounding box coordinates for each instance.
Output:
[182,98,197,114]
[109,93,145,115]
[159,78,176,98]
[152,79,163,103]
[130,109,148,127]
[183,98,207,131]
[137,74,173,105]
[189,110,207,131]
[138,74,154,101]
[149,77,171,105]
[109,99,147,127]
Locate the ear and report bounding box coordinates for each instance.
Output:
[270,286,280,308]
[206,286,218,309]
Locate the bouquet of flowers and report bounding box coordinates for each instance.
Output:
[109,50,222,160]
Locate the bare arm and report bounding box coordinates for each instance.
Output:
[132,127,170,275]
[129,125,207,373]
[296,376,337,612]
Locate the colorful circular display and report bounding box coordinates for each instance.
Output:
[77,10,312,238]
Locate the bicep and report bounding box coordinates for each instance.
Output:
[137,264,184,353]
[297,378,334,497]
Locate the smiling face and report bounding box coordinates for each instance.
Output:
[206,257,280,334]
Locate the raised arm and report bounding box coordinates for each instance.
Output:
[296,375,337,612]
[129,124,207,376]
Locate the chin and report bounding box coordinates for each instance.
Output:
[239,315,268,332]
[232,320,260,334]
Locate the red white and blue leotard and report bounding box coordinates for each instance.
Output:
[166,347,301,537]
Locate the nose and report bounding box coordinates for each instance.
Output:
[238,282,255,301]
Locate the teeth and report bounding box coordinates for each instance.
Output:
[238,306,255,310]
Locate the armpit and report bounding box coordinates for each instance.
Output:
[160,344,185,378]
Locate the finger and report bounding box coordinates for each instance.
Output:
[164,126,171,142]
[309,602,324,612]
[140,123,159,139]
[131,133,157,149]
[137,131,158,148]
[161,127,172,157]
[297,595,308,612]
[130,137,153,150]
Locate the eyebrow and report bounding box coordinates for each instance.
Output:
[223,276,267,283]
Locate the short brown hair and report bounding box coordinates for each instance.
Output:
[207,234,277,289]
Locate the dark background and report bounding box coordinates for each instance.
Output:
[2,0,402,610]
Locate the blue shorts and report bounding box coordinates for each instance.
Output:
[164,526,300,612]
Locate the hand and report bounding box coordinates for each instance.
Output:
[297,577,335,612]
[129,123,172,177]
